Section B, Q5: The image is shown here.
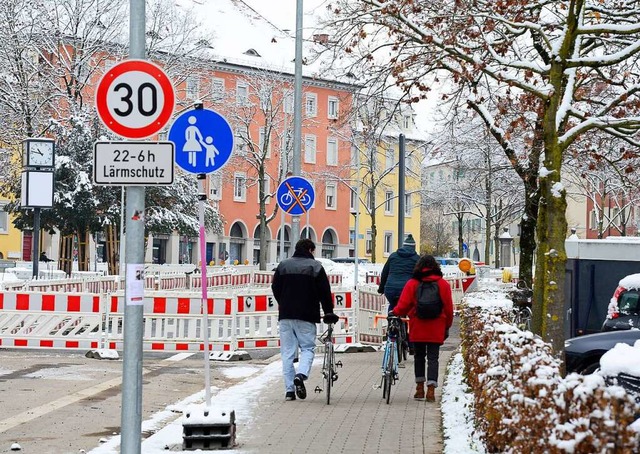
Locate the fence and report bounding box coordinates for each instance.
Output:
[1,275,476,353]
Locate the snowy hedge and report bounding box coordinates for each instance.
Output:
[460,306,640,453]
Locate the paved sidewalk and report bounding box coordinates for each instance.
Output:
[233,318,460,454]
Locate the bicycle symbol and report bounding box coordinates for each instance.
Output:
[280,188,311,207]
[280,181,313,213]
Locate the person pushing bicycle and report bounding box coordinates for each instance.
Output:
[271,238,337,401]
[389,254,454,401]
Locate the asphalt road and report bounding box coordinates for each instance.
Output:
[0,348,277,454]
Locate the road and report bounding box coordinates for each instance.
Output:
[0,348,277,454]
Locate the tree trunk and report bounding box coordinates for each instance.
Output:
[518,182,539,289]
[533,108,568,355]
[105,224,120,275]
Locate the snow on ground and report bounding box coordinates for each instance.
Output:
[219,365,261,379]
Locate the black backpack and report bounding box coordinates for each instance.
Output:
[415,281,443,319]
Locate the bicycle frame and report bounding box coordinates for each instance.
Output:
[374,314,405,404]
[314,322,343,405]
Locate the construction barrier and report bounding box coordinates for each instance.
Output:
[1,276,481,352]
[0,292,103,349]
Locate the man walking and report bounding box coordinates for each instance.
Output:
[271,238,337,401]
[377,233,420,312]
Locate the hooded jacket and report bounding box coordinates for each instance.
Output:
[392,268,454,344]
[377,245,420,305]
[271,249,334,324]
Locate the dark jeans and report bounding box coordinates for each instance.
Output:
[413,342,440,387]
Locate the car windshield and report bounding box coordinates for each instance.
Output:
[619,291,640,314]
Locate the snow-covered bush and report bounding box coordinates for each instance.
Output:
[461,305,640,453]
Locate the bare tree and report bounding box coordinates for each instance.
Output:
[318,0,640,353]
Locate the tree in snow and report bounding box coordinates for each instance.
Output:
[318,0,640,353]
[206,69,295,270]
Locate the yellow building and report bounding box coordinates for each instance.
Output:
[347,102,424,263]
[0,142,22,260]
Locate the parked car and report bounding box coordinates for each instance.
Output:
[331,257,371,264]
[602,273,640,332]
[599,340,640,400]
[435,257,460,266]
[564,329,640,374]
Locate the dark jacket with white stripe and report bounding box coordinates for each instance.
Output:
[271,250,334,324]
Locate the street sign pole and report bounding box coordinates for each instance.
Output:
[122,0,145,452]
[197,174,212,406]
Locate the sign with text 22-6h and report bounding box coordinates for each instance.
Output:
[93,142,174,185]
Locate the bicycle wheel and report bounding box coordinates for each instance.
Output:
[385,342,395,404]
[324,342,333,405]
[517,306,533,331]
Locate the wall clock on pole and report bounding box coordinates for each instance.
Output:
[23,138,55,168]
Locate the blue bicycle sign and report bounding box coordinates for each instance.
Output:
[276,176,314,215]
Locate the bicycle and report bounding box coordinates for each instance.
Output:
[314,317,343,405]
[508,280,533,331]
[374,314,407,404]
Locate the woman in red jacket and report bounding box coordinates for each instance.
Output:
[391,254,454,401]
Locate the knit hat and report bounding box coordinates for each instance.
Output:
[403,234,416,247]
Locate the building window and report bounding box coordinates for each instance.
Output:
[211,77,225,101]
[405,193,412,216]
[384,231,393,255]
[384,191,394,215]
[209,174,222,201]
[257,176,271,204]
[259,128,270,157]
[326,182,337,209]
[328,96,339,119]
[304,134,316,163]
[186,76,200,99]
[327,137,338,166]
[366,189,375,211]
[403,114,411,129]
[350,188,357,213]
[236,82,249,106]
[349,228,355,246]
[0,203,8,233]
[385,145,394,170]
[305,92,317,117]
[365,230,373,255]
[234,173,246,201]
[350,145,357,167]
[590,210,597,230]
[284,91,293,114]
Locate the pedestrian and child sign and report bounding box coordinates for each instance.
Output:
[168,108,234,175]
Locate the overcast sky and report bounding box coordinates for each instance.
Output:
[242,0,328,31]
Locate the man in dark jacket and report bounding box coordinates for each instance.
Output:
[271,238,336,401]
[377,233,420,312]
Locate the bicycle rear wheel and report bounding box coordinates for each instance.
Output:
[324,342,333,405]
[385,342,395,404]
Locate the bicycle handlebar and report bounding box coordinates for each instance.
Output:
[373,313,409,328]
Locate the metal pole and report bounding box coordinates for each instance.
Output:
[119,187,125,276]
[353,144,360,287]
[291,0,303,250]
[121,0,145,451]
[398,134,406,247]
[198,174,212,406]
[279,209,285,261]
[32,207,40,279]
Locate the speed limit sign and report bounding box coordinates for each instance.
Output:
[95,59,175,139]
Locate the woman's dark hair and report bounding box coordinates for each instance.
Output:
[412,254,443,278]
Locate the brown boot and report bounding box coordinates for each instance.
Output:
[414,382,425,399]
[426,385,435,402]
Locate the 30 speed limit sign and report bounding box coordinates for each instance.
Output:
[95,60,175,139]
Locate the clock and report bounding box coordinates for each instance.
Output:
[23,139,55,168]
